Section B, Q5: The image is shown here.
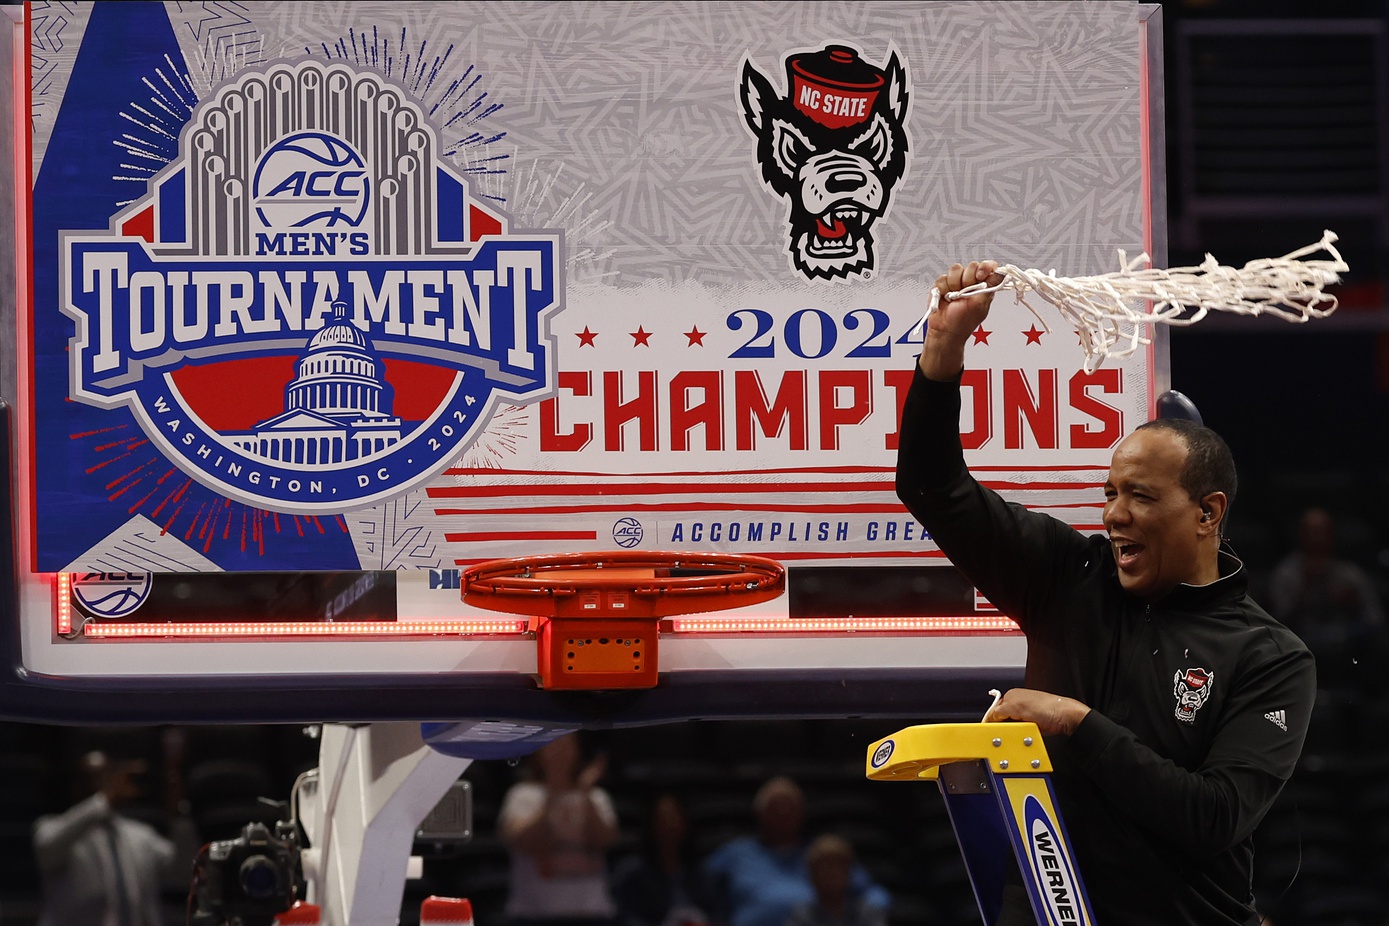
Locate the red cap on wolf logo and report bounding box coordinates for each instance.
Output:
[1184,668,1211,689]
[787,45,885,131]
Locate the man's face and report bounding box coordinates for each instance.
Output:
[1103,428,1205,599]
[757,791,805,845]
[535,735,580,786]
[809,856,852,901]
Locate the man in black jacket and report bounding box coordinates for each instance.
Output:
[895,260,1316,925]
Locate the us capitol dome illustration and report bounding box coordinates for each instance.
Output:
[230,302,404,464]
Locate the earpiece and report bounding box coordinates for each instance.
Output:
[1201,510,1212,522]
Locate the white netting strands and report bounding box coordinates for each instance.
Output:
[928,230,1349,372]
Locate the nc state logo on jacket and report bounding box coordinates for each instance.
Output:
[1173,667,1214,723]
[739,44,910,282]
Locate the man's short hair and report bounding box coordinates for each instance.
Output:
[806,833,855,867]
[752,775,804,814]
[1134,418,1238,516]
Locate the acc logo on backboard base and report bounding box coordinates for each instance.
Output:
[71,573,153,620]
[60,61,563,513]
[739,44,910,282]
[612,518,644,548]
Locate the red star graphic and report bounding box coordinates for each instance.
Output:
[630,326,653,347]
[684,326,707,346]
[576,326,598,347]
[971,326,991,345]
[1023,325,1045,345]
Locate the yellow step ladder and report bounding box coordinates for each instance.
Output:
[867,723,1096,926]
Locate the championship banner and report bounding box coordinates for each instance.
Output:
[27,1,1154,573]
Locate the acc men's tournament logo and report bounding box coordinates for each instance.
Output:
[60,61,563,513]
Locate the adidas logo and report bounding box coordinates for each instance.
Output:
[1264,710,1288,732]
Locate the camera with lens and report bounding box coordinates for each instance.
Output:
[192,815,303,926]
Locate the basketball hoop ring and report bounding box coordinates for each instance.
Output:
[462,551,786,690]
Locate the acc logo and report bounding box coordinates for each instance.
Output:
[252,132,370,229]
[870,739,895,769]
[739,44,910,281]
[612,518,644,548]
[61,61,563,514]
[71,572,153,619]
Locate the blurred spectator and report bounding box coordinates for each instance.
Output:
[613,793,708,926]
[702,777,888,926]
[499,733,621,926]
[156,728,202,907]
[786,836,885,926]
[33,750,177,926]
[1269,507,1384,633]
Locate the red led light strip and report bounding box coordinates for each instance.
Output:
[56,573,72,635]
[664,615,1020,634]
[58,565,1014,640]
[83,619,530,639]
[78,616,1018,639]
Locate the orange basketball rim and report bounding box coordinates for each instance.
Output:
[461,551,786,689]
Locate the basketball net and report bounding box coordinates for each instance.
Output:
[926,230,1348,372]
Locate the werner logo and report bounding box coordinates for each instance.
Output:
[60,61,563,514]
[1024,796,1089,925]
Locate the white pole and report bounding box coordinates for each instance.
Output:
[299,723,472,926]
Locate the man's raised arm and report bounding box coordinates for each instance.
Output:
[896,259,1088,627]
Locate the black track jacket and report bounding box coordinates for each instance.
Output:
[895,368,1316,926]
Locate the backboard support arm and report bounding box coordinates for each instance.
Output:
[299,723,472,926]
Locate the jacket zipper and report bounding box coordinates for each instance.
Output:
[1115,602,1153,711]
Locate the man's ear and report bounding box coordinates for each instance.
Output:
[1198,492,1228,537]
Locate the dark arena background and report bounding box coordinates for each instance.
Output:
[4,1,1389,925]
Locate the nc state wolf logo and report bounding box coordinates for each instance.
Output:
[1173,667,1214,723]
[740,44,910,281]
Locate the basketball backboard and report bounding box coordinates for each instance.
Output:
[2,1,1166,725]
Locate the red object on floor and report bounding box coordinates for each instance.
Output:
[273,902,322,924]
[421,896,475,925]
